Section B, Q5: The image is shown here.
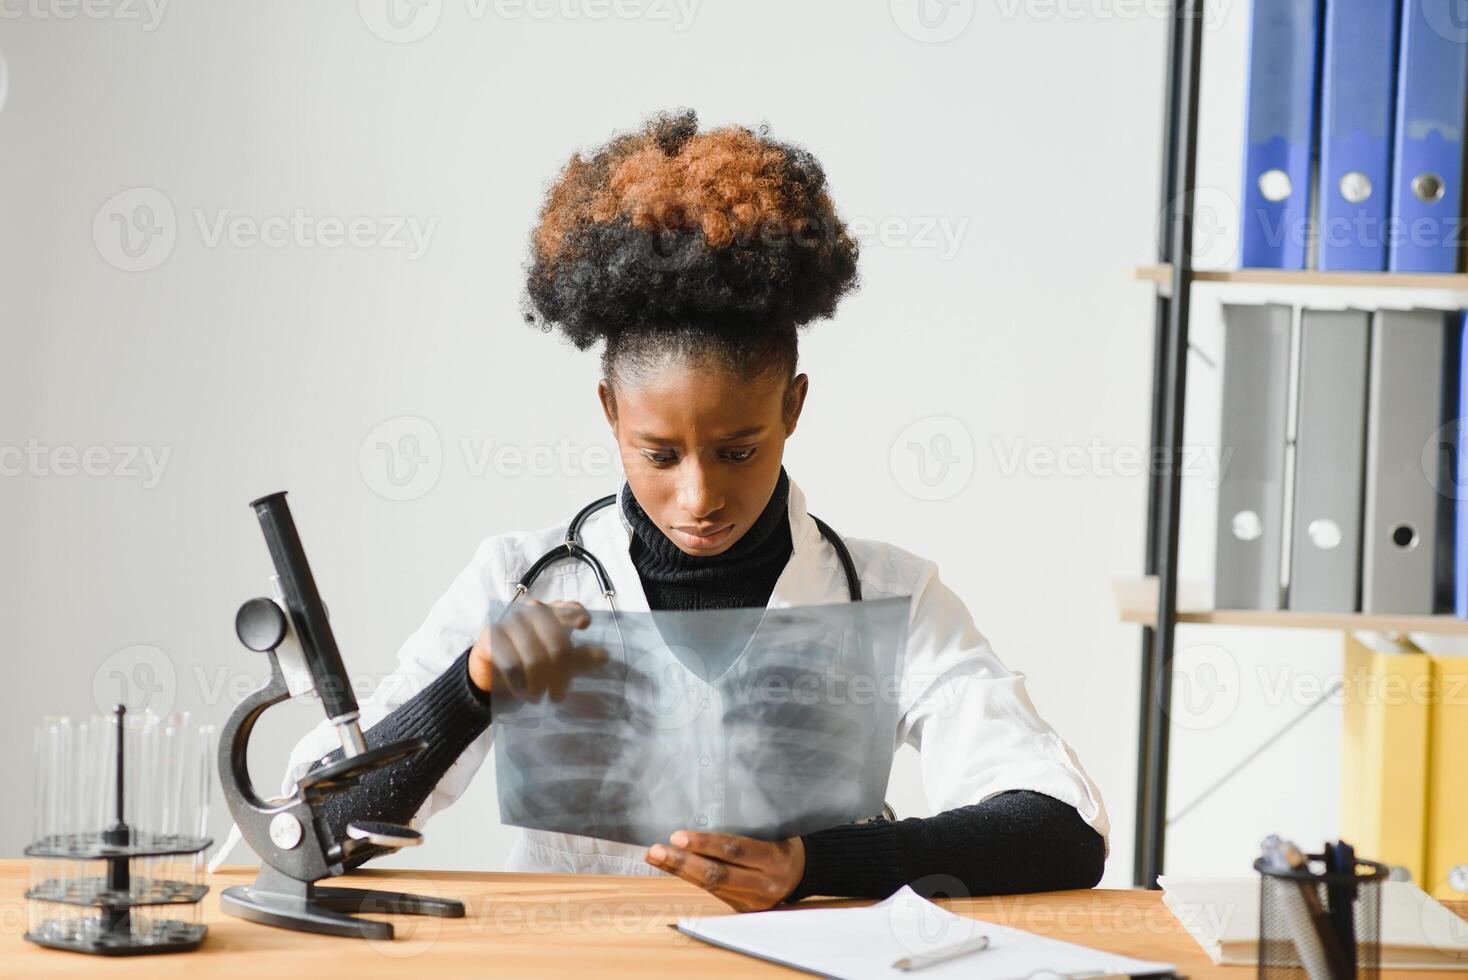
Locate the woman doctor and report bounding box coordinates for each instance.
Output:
[285,110,1109,911]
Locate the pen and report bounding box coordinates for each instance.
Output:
[1325,840,1357,976]
[891,934,990,971]
[1260,836,1351,980]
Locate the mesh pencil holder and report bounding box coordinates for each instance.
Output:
[1254,854,1388,980]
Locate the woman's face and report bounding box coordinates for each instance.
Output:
[599,357,807,557]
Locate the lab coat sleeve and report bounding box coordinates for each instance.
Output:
[896,562,1110,850]
[280,533,509,828]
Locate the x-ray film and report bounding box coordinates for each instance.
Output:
[489,596,911,846]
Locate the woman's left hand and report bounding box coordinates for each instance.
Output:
[645,831,805,912]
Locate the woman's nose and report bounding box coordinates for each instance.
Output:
[677,465,723,518]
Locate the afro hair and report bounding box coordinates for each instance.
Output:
[522,109,860,378]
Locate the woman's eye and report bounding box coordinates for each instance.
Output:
[641,450,677,466]
[723,448,756,463]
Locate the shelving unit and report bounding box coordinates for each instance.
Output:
[1130,3,1466,888]
[1134,265,1468,291]
[1115,577,1468,636]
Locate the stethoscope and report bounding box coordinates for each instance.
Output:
[507,494,894,824]
[509,494,864,607]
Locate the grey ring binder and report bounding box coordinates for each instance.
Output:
[1214,304,1292,611]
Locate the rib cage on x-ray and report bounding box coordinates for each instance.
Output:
[489,597,911,846]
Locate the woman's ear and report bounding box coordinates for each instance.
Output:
[597,379,618,430]
[783,374,809,436]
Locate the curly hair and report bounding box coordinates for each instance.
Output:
[522,109,860,384]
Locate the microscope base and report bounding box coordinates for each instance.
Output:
[221,866,464,941]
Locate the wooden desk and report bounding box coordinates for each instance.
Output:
[2,862,1464,977]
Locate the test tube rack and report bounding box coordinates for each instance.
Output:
[25,705,213,956]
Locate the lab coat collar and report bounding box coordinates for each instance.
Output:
[584,475,846,613]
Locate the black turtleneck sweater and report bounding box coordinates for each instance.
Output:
[316,473,1105,898]
[623,468,793,611]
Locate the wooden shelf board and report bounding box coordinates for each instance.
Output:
[1114,576,1468,635]
[1134,265,1468,290]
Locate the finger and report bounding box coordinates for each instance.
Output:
[658,847,739,892]
[545,670,570,704]
[468,628,494,692]
[498,613,549,701]
[521,604,583,702]
[489,642,527,701]
[571,644,608,669]
[531,602,592,699]
[668,831,777,871]
[522,601,578,692]
[548,601,591,630]
[646,844,778,909]
[522,601,576,656]
[545,645,609,703]
[544,645,598,703]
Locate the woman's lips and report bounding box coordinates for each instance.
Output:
[671,523,734,548]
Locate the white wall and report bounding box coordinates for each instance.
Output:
[0,1,1358,884]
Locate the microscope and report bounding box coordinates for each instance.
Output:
[218,492,464,940]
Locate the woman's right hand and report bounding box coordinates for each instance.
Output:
[468,599,608,702]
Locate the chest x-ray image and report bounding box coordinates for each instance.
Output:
[489,597,911,846]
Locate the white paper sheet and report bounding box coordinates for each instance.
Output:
[676,885,1176,980]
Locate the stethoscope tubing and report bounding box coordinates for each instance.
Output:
[511,494,861,605]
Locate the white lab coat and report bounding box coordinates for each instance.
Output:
[252,478,1108,876]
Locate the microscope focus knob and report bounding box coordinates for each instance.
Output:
[236,597,288,652]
